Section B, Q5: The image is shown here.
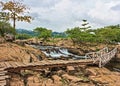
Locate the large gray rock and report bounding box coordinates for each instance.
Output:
[4,33,15,42]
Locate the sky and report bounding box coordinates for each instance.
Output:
[1,0,120,32]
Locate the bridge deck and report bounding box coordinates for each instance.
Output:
[0,59,93,86]
[0,59,93,70]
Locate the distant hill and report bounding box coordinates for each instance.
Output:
[52,32,67,38]
[16,29,36,36]
[16,29,67,38]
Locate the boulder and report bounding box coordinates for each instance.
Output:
[45,79,54,86]
[56,70,66,76]
[66,66,75,74]
[4,33,15,42]
[52,75,61,82]
[62,74,83,82]
[33,76,40,83]
[86,68,97,76]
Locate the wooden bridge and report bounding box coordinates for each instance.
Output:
[85,47,117,67]
[0,47,117,86]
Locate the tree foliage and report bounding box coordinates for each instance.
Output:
[66,27,96,45]
[94,25,120,43]
[0,21,15,36]
[66,24,120,44]
[0,0,32,29]
[34,27,52,42]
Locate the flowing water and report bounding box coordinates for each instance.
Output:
[31,45,86,60]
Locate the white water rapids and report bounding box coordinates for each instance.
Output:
[31,45,86,59]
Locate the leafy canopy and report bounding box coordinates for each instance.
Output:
[0,0,32,29]
[66,27,96,44]
[34,27,52,41]
[0,21,15,36]
[66,24,120,44]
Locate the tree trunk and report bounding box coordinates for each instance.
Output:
[13,12,16,29]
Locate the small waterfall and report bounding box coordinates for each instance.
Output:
[59,48,72,55]
[31,45,86,59]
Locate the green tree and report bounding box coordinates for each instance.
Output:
[66,27,96,46]
[0,21,15,36]
[0,0,32,29]
[66,27,81,44]
[66,24,120,45]
[34,27,52,42]
[66,19,94,45]
[95,26,120,43]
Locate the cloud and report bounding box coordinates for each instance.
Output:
[24,0,60,8]
[111,4,120,11]
[88,0,120,27]
[1,0,120,32]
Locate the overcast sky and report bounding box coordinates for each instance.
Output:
[1,0,120,32]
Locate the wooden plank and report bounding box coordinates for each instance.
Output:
[35,61,49,66]
[38,60,48,65]
[25,62,32,66]
[33,62,42,66]
[45,60,54,64]
[49,60,61,65]
[24,63,35,67]
[33,62,48,68]
[51,60,64,64]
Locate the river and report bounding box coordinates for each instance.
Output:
[31,45,86,60]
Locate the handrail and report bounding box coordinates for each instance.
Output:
[85,47,117,67]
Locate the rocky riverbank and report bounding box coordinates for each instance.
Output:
[0,38,120,86]
[0,42,47,63]
[9,65,120,86]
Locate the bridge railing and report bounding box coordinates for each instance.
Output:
[98,47,117,67]
[85,47,117,67]
[85,47,108,61]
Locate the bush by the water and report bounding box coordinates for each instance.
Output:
[16,33,32,40]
